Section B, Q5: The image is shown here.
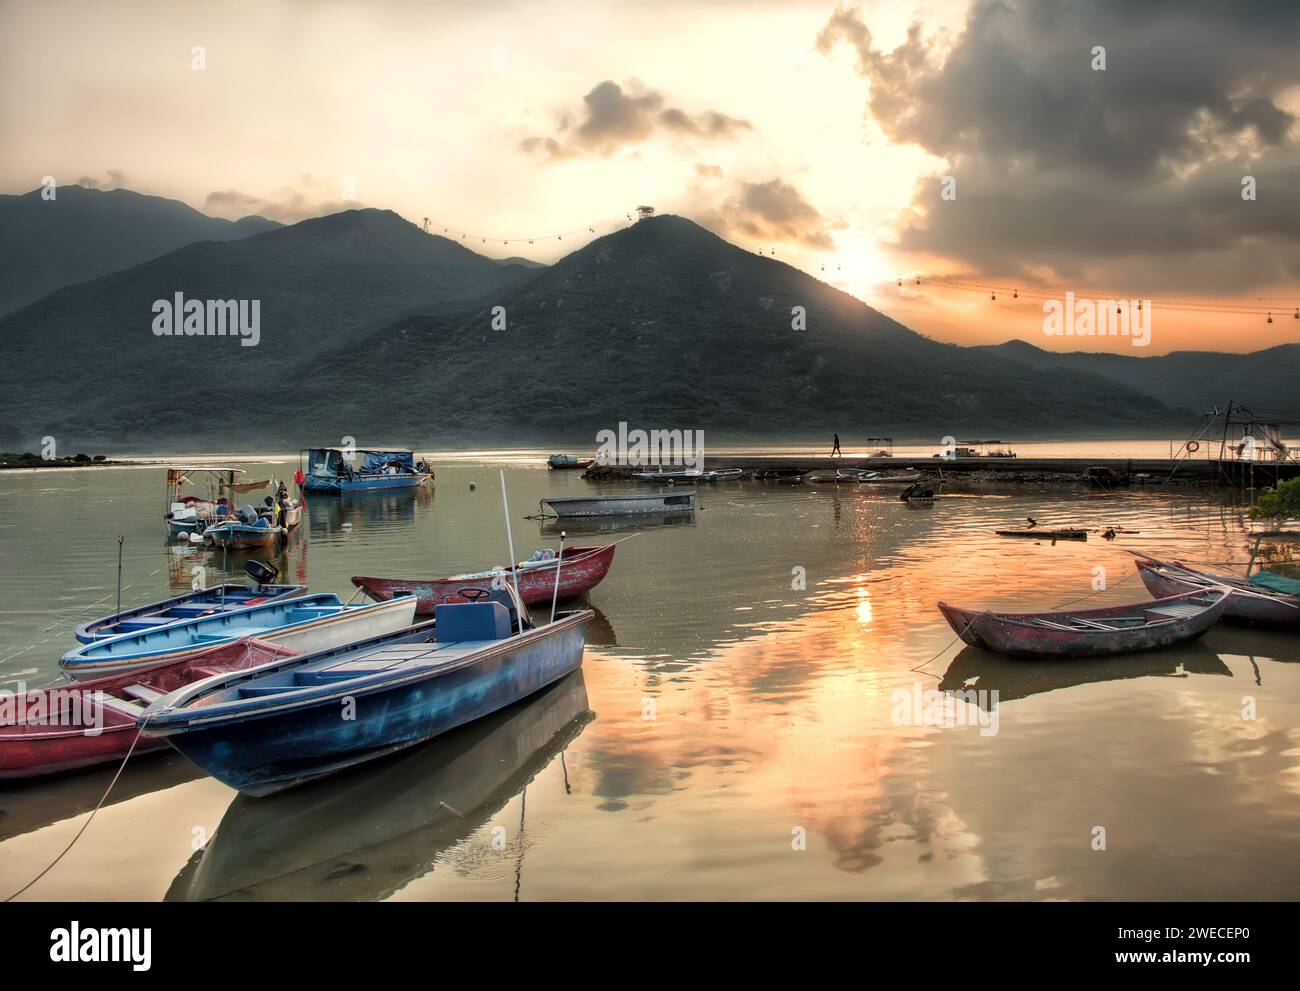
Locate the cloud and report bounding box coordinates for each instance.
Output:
[696,177,836,250]
[521,80,751,160]
[818,0,1300,290]
[203,179,361,222]
[76,169,130,190]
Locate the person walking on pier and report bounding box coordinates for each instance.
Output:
[831,433,842,458]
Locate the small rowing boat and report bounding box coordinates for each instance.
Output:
[937,587,1231,659]
[141,588,593,796]
[1135,556,1300,630]
[631,468,744,483]
[996,528,1088,541]
[0,639,295,780]
[60,593,418,679]
[351,544,616,614]
[76,562,305,642]
[202,519,286,549]
[540,492,695,517]
[547,454,594,470]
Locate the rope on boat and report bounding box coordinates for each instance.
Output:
[4,712,155,902]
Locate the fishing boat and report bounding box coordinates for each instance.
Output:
[351,544,616,614]
[630,468,744,483]
[164,465,245,538]
[996,527,1088,541]
[539,492,695,517]
[76,561,305,642]
[547,454,594,470]
[843,468,925,484]
[936,587,1231,659]
[1134,557,1300,630]
[141,587,593,796]
[164,672,592,901]
[60,593,418,680]
[0,639,295,780]
[300,448,432,494]
[202,518,286,550]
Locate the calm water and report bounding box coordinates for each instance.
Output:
[1,455,1298,901]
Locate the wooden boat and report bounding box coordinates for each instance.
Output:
[937,587,1231,659]
[753,467,807,481]
[60,593,418,680]
[540,492,695,517]
[899,482,936,502]
[631,468,744,483]
[202,519,286,549]
[1135,557,1300,630]
[141,590,593,796]
[76,562,305,642]
[164,466,244,538]
[351,544,615,614]
[300,448,432,494]
[996,528,1088,541]
[0,639,295,780]
[846,468,924,485]
[547,454,594,470]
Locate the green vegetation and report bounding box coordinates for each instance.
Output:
[0,451,110,469]
[1251,478,1300,522]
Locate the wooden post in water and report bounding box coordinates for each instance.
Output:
[550,531,566,624]
[116,535,124,618]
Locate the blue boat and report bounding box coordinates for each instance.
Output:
[76,561,306,643]
[300,448,432,494]
[60,593,418,680]
[140,589,592,796]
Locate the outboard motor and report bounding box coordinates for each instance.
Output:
[243,559,280,590]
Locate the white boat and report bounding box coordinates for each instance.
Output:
[540,493,696,517]
[631,468,744,483]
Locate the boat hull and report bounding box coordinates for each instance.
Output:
[146,612,592,796]
[1136,558,1300,630]
[351,545,615,615]
[302,473,430,494]
[541,493,695,517]
[937,589,1230,659]
[0,640,294,780]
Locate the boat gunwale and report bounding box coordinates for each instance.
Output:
[937,587,1231,635]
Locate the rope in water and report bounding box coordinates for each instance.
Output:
[4,712,154,902]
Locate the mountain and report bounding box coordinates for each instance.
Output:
[0,209,534,446]
[0,185,280,315]
[241,215,1182,445]
[495,256,546,269]
[979,340,1300,419]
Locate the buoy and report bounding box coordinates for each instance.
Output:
[469,482,477,492]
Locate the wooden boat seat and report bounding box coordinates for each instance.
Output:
[121,684,165,703]
[1144,603,1204,619]
[115,618,172,632]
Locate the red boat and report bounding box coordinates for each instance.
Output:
[1,639,293,780]
[351,544,616,615]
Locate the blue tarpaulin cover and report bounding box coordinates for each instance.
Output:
[1249,571,1300,596]
[360,451,416,473]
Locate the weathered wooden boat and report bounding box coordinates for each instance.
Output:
[351,544,616,614]
[141,589,593,796]
[631,468,744,483]
[540,492,695,517]
[163,673,592,901]
[300,448,432,494]
[547,454,594,470]
[202,518,286,549]
[996,527,1088,541]
[60,593,418,679]
[1135,557,1300,630]
[937,587,1231,659]
[164,465,245,538]
[0,639,295,780]
[76,562,305,642]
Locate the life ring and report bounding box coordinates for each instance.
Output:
[1187,440,1200,452]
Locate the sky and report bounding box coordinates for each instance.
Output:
[2,0,1298,354]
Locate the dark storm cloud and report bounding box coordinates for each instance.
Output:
[819,0,1300,289]
[697,177,837,250]
[521,80,752,160]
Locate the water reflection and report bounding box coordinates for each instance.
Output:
[165,672,592,901]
